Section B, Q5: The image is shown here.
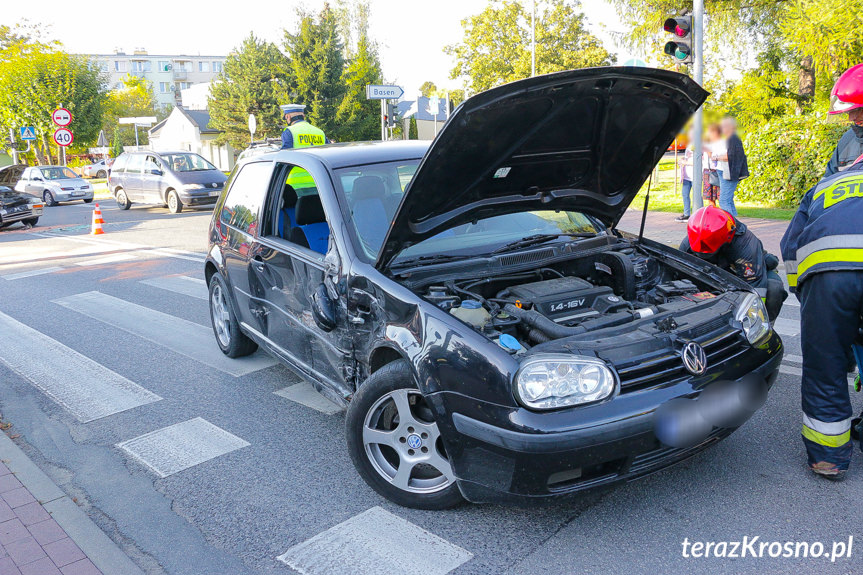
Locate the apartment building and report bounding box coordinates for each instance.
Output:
[91,48,225,108]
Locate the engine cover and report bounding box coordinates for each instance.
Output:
[507,277,619,322]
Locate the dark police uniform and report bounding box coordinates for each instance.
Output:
[680,218,786,320]
[825,126,863,177]
[781,161,863,469]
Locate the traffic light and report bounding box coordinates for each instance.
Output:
[386,103,396,128]
[663,16,693,65]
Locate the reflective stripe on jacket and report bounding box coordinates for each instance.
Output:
[287,121,326,148]
[781,162,863,290]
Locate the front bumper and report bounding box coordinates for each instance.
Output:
[179,188,221,206]
[0,205,43,224]
[429,332,783,503]
[55,190,93,202]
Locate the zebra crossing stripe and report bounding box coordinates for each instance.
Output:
[2,267,64,280]
[0,310,161,422]
[52,291,275,377]
[141,276,208,300]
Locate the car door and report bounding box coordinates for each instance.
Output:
[24,169,41,194]
[250,162,351,393]
[216,160,274,328]
[123,154,145,201]
[141,155,165,203]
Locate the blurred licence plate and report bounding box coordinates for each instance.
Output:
[71,191,83,196]
[209,190,220,197]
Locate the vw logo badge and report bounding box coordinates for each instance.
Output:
[211,182,218,188]
[407,434,422,449]
[681,342,707,375]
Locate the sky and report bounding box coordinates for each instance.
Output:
[2,0,639,100]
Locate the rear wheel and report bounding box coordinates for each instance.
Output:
[166,190,183,214]
[208,272,257,357]
[115,188,131,210]
[42,191,56,207]
[346,360,464,510]
[96,170,106,178]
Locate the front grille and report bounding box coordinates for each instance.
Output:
[615,325,748,393]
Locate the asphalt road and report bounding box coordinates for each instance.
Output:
[0,199,860,575]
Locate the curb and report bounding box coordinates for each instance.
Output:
[0,432,144,575]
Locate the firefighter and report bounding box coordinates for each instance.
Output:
[781,158,863,479]
[280,104,328,150]
[825,64,863,177]
[680,206,787,321]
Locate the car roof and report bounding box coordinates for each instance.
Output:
[260,141,430,169]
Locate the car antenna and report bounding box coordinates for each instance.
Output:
[638,172,653,243]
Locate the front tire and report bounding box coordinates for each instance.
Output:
[166,190,183,213]
[96,170,106,178]
[346,360,464,510]
[43,191,57,207]
[208,272,257,357]
[22,217,38,227]
[83,198,93,204]
[115,188,132,210]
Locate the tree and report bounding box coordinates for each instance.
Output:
[102,74,160,147]
[335,33,383,141]
[208,34,288,151]
[419,81,438,97]
[0,44,105,164]
[284,6,346,135]
[446,0,615,93]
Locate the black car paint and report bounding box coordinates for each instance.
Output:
[205,69,782,503]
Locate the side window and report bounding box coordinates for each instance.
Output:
[220,162,272,235]
[112,155,128,173]
[126,155,144,174]
[264,164,331,255]
[22,168,32,180]
[144,156,161,174]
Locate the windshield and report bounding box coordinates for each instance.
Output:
[39,167,77,180]
[160,153,217,172]
[335,160,601,263]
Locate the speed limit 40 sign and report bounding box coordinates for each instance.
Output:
[53,128,74,147]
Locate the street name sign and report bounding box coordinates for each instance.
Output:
[19,126,36,141]
[53,128,74,147]
[52,108,73,127]
[366,85,404,100]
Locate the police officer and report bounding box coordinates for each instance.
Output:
[825,64,863,177]
[781,158,863,479]
[680,206,787,321]
[280,104,328,150]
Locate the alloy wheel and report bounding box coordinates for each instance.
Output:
[210,283,231,347]
[362,388,454,493]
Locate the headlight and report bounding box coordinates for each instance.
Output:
[736,293,770,344]
[183,184,205,191]
[515,354,616,410]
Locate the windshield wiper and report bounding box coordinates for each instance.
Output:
[390,253,473,269]
[491,232,597,255]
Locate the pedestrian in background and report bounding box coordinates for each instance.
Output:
[676,131,711,222]
[702,124,722,207]
[711,117,749,216]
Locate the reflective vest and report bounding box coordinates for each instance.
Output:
[287,121,326,148]
[781,162,863,290]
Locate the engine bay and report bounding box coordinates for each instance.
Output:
[417,243,726,353]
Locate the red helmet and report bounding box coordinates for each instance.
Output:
[687,206,736,254]
[829,64,863,115]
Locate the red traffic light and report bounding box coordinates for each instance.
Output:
[663,17,691,38]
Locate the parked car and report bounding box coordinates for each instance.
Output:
[204,68,783,510]
[108,151,227,213]
[14,166,94,206]
[0,186,43,229]
[82,158,113,179]
[0,164,28,189]
[236,139,282,163]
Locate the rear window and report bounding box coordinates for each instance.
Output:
[219,161,273,235]
[112,154,129,173]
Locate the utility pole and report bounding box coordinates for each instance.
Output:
[691,0,705,210]
[531,0,536,77]
[8,129,18,165]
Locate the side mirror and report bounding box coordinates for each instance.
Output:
[33,177,43,182]
[311,283,337,332]
[149,169,163,176]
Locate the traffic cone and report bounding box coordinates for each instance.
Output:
[91,204,105,235]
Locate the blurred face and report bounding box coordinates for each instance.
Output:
[849,108,863,125]
[721,120,736,137]
[707,127,721,141]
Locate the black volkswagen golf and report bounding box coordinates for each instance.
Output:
[205,68,783,509]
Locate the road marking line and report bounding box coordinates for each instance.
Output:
[779,364,856,386]
[2,267,64,280]
[75,253,136,266]
[141,275,208,300]
[274,383,343,415]
[28,232,206,263]
[277,506,473,575]
[52,291,275,377]
[0,310,161,423]
[772,318,800,338]
[117,417,249,478]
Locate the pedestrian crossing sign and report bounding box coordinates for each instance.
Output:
[19,126,36,141]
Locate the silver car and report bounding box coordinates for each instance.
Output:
[108,151,227,213]
[14,166,94,206]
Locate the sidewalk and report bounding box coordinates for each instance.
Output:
[618,209,789,256]
[0,433,142,575]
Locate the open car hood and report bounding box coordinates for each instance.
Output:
[375,67,708,270]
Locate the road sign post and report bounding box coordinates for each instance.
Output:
[366,85,403,142]
[692,0,704,210]
[119,116,157,148]
[53,128,74,147]
[52,107,73,166]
